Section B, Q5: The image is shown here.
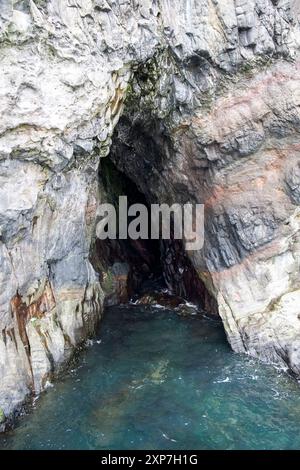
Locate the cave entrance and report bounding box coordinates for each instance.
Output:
[91,157,166,305]
[91,156,218,315]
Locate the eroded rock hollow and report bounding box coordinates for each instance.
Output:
[1,0,300,427]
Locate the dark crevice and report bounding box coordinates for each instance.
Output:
[90,116,218,317]
[90,157,166,305]
[101,156,162,281]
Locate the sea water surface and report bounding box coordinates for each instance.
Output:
[1,303,300,450]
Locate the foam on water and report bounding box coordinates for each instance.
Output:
[1,304,300,450]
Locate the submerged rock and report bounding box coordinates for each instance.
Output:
[134,290,203,317]
[134,291,184,309]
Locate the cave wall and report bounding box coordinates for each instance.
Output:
[0,0,299,424]
[110,56,300,373]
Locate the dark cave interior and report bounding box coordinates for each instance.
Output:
[90,155,218,315]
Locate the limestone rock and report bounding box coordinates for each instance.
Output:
[0,0,299,426]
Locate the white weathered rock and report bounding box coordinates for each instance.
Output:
[0,0,299,425]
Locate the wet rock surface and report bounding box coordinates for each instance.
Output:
[0,0,300,426]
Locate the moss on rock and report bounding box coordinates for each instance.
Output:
[0,408,5,424]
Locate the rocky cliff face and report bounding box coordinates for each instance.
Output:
[0,0,300,426]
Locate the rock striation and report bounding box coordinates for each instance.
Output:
[0,0,300,426]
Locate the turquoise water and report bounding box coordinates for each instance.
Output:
[1,304,300,450]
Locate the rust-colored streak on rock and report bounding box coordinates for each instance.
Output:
[10,281,57,393]
[10,293,35,392]
[114,274,131,304]
[27,281,56,320]
[85,194,98,227]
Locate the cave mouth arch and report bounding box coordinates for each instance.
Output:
[90,145,218,316]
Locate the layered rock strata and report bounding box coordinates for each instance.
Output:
[0,0,300,425]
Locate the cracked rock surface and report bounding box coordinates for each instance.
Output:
[0,0,300,425]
